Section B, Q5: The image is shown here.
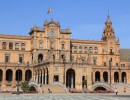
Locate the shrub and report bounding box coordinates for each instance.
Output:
[21,81,29,92]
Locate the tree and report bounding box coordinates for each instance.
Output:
[21,81,29,92]
[83,80,87,85]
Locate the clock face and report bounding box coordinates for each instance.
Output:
[48,32,56,37]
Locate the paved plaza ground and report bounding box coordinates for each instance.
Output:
[0,93,130,100]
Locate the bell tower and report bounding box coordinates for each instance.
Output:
[102,15,116,41]
[101,15,120,67]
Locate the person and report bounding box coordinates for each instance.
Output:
[115,88,118,95]
[124,87,126,93]
[48,88,52,93]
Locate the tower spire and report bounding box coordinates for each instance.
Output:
[105,14,112,25]
[102,14,116,41]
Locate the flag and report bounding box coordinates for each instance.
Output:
[47,7,52,14]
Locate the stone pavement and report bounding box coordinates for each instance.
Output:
[0,93,130,100]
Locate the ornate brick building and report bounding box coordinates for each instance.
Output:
[0,15,130,91]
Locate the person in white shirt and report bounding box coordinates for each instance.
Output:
[115,88,118,95]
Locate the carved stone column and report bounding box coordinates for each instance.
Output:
[1,69,6,89]
[11,69,16,88]
[22,70,25,82]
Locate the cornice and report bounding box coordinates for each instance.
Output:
[0,34,31,40]
[71,39,105,44]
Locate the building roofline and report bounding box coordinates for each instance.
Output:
[71,39,105,44]
[0,34,31,40]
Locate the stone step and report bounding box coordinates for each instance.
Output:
[112,84,130,94]
[42,84,67,93]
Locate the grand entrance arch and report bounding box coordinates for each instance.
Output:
[66,69,75,88]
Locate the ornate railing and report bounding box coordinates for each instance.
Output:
[6,81,12,85]
[92,82,114,91]
[92,82,110,88]
[0,62,33,67]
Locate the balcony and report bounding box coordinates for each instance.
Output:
[110,52,114,55]
[6,81,12,86]
[0,62,33,67]
[74,51,77,53]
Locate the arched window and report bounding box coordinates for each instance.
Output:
[15,43,19,50]
[21,43,25,50]
[53,55,55,61]
[79,46,82,53]
[38,54,43,63]
[61,54,65,61]
[61,44,65,49]
[19,54,24,63]
[70,56,74,62]
[39,41,43,49]
[6,69,13,82]
[25,70,32,81]
[2,42,7,49]
[89,47,93,53]
[84,47,87,53]
[110,48,113,54]
[93,59,96,65]
[95,71,100,82]
[74,46,77,53]
[94,47,98,53]
[9,42,13,50]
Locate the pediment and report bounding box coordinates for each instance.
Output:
[49,23,58,27]
[44,20,60,28]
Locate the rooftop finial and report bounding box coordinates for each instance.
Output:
[108,9,110,17]
[117,37,120,43]
[105,10,112,25]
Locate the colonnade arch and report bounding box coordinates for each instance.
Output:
[122,72,127,83]
[0,69,32,83]
[94,71,127,84]
[103,71,108,82]
[66,68,75,88]
[6,69,13,82]
[35,67,49,85]
[25,69,32,81]
[95,71,100,82]
[16,69,22,81]
[0,69,3,82]
[114,72,119,82]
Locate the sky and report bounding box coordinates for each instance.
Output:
[0,0,130,48]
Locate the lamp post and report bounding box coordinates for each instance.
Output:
[109,60,112,89]
[17,61,20,95]
[63,57,65,85]
[27,61,30,82]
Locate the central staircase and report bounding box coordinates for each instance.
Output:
[42,83,67,93]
